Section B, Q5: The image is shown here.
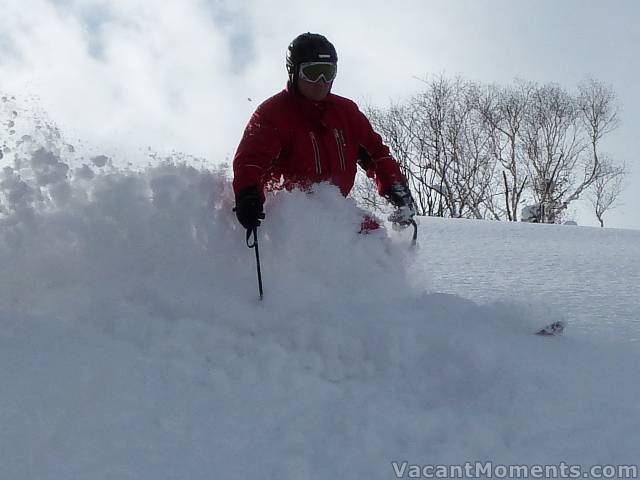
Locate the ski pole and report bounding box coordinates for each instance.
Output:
[410,219,418,248]
[246,226,263,300]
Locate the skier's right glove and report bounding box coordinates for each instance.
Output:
[234,185,265,230]
[385,182,417,228]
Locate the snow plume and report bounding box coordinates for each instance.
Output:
[0,110,419,350]
[2,108,640,479]
[0,137,427,380]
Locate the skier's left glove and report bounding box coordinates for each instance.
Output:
[385,182,417,229]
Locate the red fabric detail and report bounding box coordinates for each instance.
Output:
[359,215,381,234]
[232,86,405,200]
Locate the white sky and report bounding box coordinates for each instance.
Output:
[1,0,638,229]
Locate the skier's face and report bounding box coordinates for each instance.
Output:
[297,77,332,101]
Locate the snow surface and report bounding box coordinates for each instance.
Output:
[1,122,640,479]
[412,217,640,345]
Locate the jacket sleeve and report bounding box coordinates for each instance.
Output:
[232,105,282,201]
[352,103,406,196]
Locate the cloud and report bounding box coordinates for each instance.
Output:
[2,0,450,158]
[1,0,260,161]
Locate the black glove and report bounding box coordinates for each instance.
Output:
[385,182,417,227]
[234,185,265,230]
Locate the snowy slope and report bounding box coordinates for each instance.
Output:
[1,134,640,479]
[412,217,640,344]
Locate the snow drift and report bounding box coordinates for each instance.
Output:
[1,105,640,479]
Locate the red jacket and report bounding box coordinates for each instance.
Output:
[233,84,405,201]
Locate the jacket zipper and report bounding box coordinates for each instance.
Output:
[309,131,322,174]
[334,129,346,171]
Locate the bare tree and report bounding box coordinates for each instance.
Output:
[366,76,500,219]
[365,101,433,214]
[444,81,499,219]
[588,158,626,227]
[521,83,588,223]
[359,76,625,226]
[568,79,622,217]
[412,77,458,217]
[522,79,622,224]
[474,80,533,221]
[365,85,444,216]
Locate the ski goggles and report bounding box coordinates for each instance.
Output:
[298,62,337,83]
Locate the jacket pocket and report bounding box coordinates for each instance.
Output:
[309,131,322,174]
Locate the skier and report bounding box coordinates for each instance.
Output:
[232,32,417,232]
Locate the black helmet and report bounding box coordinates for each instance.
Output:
[286,33,337,84]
